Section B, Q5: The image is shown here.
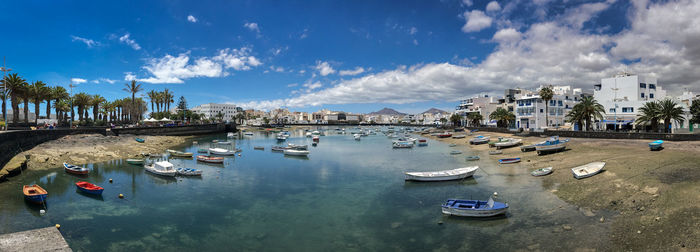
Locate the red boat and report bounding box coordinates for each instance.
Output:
[196,155,224,164]
[75,181,104,195]
[437,133,452,138]
[63,162,89,175]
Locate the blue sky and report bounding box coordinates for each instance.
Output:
[1,0,699,114]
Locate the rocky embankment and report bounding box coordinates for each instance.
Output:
[0,134,191,181]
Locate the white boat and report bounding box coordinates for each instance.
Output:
[287,143,308,150]
[306,132,313,137]
[276,134,287,141]
[494,138,522,149]
[441,197,508,217]
[451,134,466,139]
[571,162,606,179]
[208,148,236,155]
[311,130,320,135]
[354,134,361,141]
[535,136,568,155]
[227,132,235,138]
[144,161,177,177]
[177,168,203,176]
[469,136,490,145]
[392,141,414,148]
[405,166,478,181]
[283,149,310,156]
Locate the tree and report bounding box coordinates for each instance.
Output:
[91,95,106,122]
[123,80,143,123]
[489,107,515,128]
[176,96,187,111]
[467,112,483,127]
[690,100,700,125]
[73,92,91,121]
[19,81,30,124]
[449,113,462,127]
[439,117,448,125]
[539,85,554,128]
[657,99,685,133]
[565,106,584,131]
[635,101,661,132]
[52,86,68,124]
[3,73,27,125]
[163,88,174,112]
[30,81,49,125]
[575,96,605,131]
[147,90,157,114]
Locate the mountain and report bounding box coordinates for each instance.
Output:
[422,108,447,114]
[368,107,406,115]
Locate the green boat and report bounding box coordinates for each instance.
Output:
[126,158,144,165]
[465,156,480,161]
[135,138,145,143]
[488,137,508,147]
[197,148,209,153]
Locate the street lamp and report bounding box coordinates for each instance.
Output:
[69,80,76,129]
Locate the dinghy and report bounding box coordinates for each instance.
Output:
[288,144,308,150]
[196,155,224,164]
[437,132,453,138]
[465,156,480,161]
[75,181,104,195]
[649,140,663,151]
[283,149,310,156]
[392,141,414,148]
[167,149,193,158]
[312,136,320,142]
[494,138,522,149]
[450,150,462,155]
[254,146,265,150]
[417,139,428,146]
[488,137,509,147]
[144,161,177,177]
[531,167,553,176]
[452,134,466,139]
[197,148,209,153]
[469,136,490,145]
[498,158,521,164]
[571,162,605,179]
[126,158,144,165]
[441,197,508,217]
[134,137,145,143]
[23,184,48,204]
[208,148,236,155]
[488,150,502,155]
[354,134,361,141]
[177,168,203,176]
[63,162,89,175]
[271,146,291,152]
[449,143,457,147]
[404,166,478,181]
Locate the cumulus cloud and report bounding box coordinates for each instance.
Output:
[119,33,141,50]
[71,78,87,84]
[462,10,493,33]
[187,15,197,23]
[244,22,261,35]
[98,78,116,84]
[409,27,418,35]
[70,35,99,48]
[315,61,336,76]
[339,67,365,76]
[486,1,502,12]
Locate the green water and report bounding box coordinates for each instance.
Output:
[0,128,613,251]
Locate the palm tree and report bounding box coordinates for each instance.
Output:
[0,85,6,126]
[565,106,584,131]
[56,99,70,124]
[466,112,483,127]
[575,96,605,131]
[30,81,48,125]
[489,107,515,128]
[123,80,143,123]
[19,81,31,124]
[91,95,106,121]
[73,92,91,121]
[147,90,157,114]
[635,101,661,132]
[163,89,174,112]
[52,86,68,124]
[4,73,27,125]
[657,99,685,133]
[449,113,462,127]
[539,85,554,128]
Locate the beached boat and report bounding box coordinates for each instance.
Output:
[571,162,605,179]
[494,138,522,149]
[465,156,480,161]
[75,181,104,195]
[452,134,466,139]
[488,150,502,155]
[144,161,177,177]
[167,149,193,158]
[649,140,663,151]
[488,137,509,147]
[126,158,145,165]
[437,132,453,138]
[531,167,553,176]
[134,137,145,143]
[288,144,308,150]
[254,146,265,150]
[63,162,89,175]
[177,168,203,176]
[469,136,490,145]
[498,158,521,164]
[404,166,478,181]
[535,136,568,155]
[23,185,48,204]
[448,143,457,147]
[520,142,541,152]
[450,150,462,155]
[392,141,414,148]
[208,148,236,155]
[417,139,428,146]
[441,197,508,217]
[283,149,310,156]
[196,155,224,164]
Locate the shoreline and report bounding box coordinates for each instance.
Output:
[425,130,699,251]
[0,134,194,182]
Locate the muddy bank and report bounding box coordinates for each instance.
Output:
[0,134,192,181]
[426,131,699,251]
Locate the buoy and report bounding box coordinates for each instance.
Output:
[118,194,124,199]
[40,209,46,215]
[109,179,113,183]
[493,192,498,196]
[238,153,241,156]
[55,224,61,229]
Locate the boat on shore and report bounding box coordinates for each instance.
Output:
[23,184,48,204]
[126,158,145,165]
[535,136,568,155]
[196,155,224,164]
[488,137,509,147]
[488,150,502,155]
[571,162,605,179]
[494,138,522,149]
[167,149,193,158]
[437,132,453,138]
[498,158,521,164]
[441,197,508,217]
[134,137,145,143]
[531,167,553,176]
[177,168,203,176]
[451,134,466,139]
[283,149,310,156]
[417,139,428,146]
[208,148,236,155]
[649,140,663,151]
[404,166,478,181]
[75,181,104,195]
[144,161,177,177]
[450,150,462,155]
[63,162,89,175]
[465,156,480,161]
[469,136,490,145]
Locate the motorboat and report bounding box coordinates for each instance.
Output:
[271,146,291,152]
[535,136,568,155]
[288,143,308,150]
[404,166,478,181]
[283,149,310,156]
[144,161,177,177]
[571,162,605,179]
[441,197,508,217]
[354,134,361,141]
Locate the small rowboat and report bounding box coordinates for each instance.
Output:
[489,150,503,155]
[494,138,522,149]
[283,149,310,156]
[531,167,553,176]
[571,162,605,179]
[441,197,508,217]
[167,149,193,158]
[23,185,48,204]
[134,138,145,143]
[208,148,236,155]
[498,158,521,164]
[271,146,291,152]
[451,134,466,139]
[469,136,490,145]
[126,158,145,165]
[177,168,203,176]
[437,133,452,138]
[196,155,224,164]
[449,144,457,147]
[75,181,104,195]
[63,162,89,175]
[450,150,462,155]
[216,141,232,145]
[465,156,480,161]
[417,139,428,146]
[649,140,663,151]
[254,146,265,150]
[405,166,478,181]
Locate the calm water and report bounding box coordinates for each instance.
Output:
[0,127,612,251]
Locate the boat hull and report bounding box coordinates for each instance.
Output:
[498,158,521,164]
[23,185,48,204]
[571,162,605,179]
[404,167,477,181]
[536,143,566,155]
[76,182,104,195]
[442,207,508,217]
[441,199,508,217]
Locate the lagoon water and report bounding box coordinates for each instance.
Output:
[0,128,612,251]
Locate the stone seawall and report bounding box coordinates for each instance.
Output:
[111,123,228,136]
[464,127,700,141]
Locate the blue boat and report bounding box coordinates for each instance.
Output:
[441,197,508,217]
[23,185,48,204]
[649,140,663,151]
[75,181,104,195]
[135,137,145,143]
[534,136,569,155]
[498,158,521,164]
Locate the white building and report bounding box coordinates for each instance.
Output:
[515,85,582,130]
[190,103,241,122]
[594,73,667,130]
[455,95,502,126]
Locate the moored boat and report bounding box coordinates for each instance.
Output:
[405,166,478,181]
[312,136,320,142]
[392,141,414,148]
[167,149,194,158]
[450,150,462,155]
[144,161,177,177]
[177,168,203,176]
[197,148,209,153]
[417,139,428,146]
[75,181,104,195]
[254,146,265,150]
[196,155,224,164]
[531,167,553,176]
[126,158,145,165]
[498,158,521,164]
[63,162,89,175]
[288,144,308,150]
[441,197,508,217]
[571,162,605,179]
[354,134,361,141]
[649,140,663,151]
[23,185,48,204]
[283,149,310,156]
[465,156,480,161]
[488,150,502,155]
[208,148,236,155]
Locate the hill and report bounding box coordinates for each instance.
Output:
[422,108,447,114]
[368,107,406,115]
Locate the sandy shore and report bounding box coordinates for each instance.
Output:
[426,130,699,251]
[1,134,192,180]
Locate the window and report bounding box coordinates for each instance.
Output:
[641,93,645,98]
[640,83,646,88]
[649,84,656,89]
[622,107,634,113]
[650,93,654,99]
[609,108,616,113]
[540,109,544,113]
[558,100,563,106]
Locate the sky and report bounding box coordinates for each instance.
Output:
[1,0,699,114]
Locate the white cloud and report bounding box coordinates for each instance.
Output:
[299,28,309,39]
[92,80,99,84]
[303,81,322,90]
[486,1,502,12]
[462,0,473,7]
[270,66,285,72]
[99,78,116,84]
[124,72,136,81]
[70,36,99,48]
[71,78,87,84]
[299,70,306,74]
[315,61,336,76]
[187,15,197,23]
[339,67,365,76]
[409,27,418,35]
[462,10,493,33]
[492,28,521,44]
[119,33,141,50]
[244,22,260,34]
[213,47,262,70]
[287,83,298,87]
